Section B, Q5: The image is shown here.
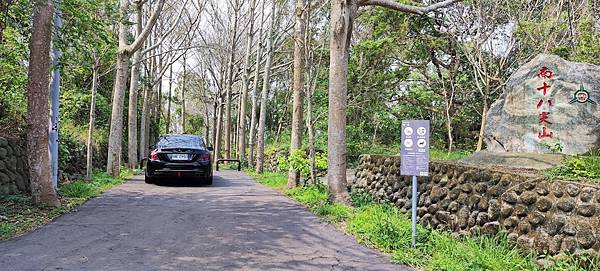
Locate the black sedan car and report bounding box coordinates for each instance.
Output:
[145,134,213,185]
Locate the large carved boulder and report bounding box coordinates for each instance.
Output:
[484,54,600,154]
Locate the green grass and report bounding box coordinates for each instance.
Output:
[545,155,600,183]
[430,149,472,161]
[250,171,598,271]
[0,168,133,240]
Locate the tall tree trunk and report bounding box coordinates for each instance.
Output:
[326,0,355,204]
[212,99,218,147]
[213,98,223,163]
[127,3,143,169]
[181,52,187,133]
[166,64,173,134]
[27,0,60,206]
[288,0,307,188]
[224,1,240,160]
[86,51,100,181]
[306,86,316,185]
[248,0,267,167]
[476,87,489,151]
[107,0,166,176]
[106,20,130,176]
[255,0,276,174]
[237,0,257,165]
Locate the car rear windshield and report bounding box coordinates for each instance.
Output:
[157,136,205,149]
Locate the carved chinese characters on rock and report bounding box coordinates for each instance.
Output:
[536,66,555,139]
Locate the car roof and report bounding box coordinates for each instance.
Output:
[160,134,204,139]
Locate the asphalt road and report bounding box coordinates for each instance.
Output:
[0,170,410,271]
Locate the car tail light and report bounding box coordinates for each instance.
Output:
[150,151,160,161]
[199,153,210,162]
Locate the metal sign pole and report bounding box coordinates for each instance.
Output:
[401,120,430,249]
[411,175,417,247]
[50,4,62,189]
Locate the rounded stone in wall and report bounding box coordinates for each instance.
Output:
[435,211,450,223]
[536,185,550,196]
[543,217,565,236]
[478,197,489,212]
[562,223,577,236]
[476,212,489,226]
[534,233,550,253]
[520,191,538,205]
[552,183,564,198]
[507,232,519,244]
[420,213,433,226]
[488,199,501,220]
[536,197,553,212]
[499,175,512,187]
[561,236,577,253]
[556,199,575,212]
[461,183,473,193]
[487,185,504,197]
[576,204,596,217]
[468,195,481,209]
[468,211,478,227]
[517,235,534,250]
[457,207,470,229]
[448,188,460,200]
[527,211,545,226]
[513,204,528,218]
[503,216,518,229]
[565,184,580,197]
[517,221,531,234]
[457,173,465,184]
[482,221,500,235]
[580,187,595,202]
[576,224,596,249]
[448,201,460,212]
[500,203,514,217]
[549,235,563,255]
[502,191,518,204]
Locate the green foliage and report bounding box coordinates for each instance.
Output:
[545,156,600,182]
[276,149,328,177]
[245,170,287,189]
[430,149,471,161]
[59,171,123,198]
[285,185,328,208]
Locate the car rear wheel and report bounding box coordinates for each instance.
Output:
[203,175,213,186]
[144,174,154,184]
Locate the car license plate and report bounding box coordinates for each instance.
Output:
[171,154,188,161]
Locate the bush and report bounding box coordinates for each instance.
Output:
[546,156,600,182]
[278,149,328,178]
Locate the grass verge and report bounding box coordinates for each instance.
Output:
[249,170,598,271]
[0,168,136,240]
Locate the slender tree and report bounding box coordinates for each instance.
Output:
[255,0,277,173]
[288,0,307,188]
[237,0,257,165]
[106,0,166,177]
[127,1,144,169]
[248,0,267,167]
[86,50,100,180]
[26,0,60,206]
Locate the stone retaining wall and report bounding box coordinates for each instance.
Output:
[0,137,29,194]
[352,155,600,256]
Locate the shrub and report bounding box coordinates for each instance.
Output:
[546,156,600,181]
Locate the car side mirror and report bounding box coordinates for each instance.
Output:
[207,145,214,152]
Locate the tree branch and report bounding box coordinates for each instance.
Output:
[359,0,462,15]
